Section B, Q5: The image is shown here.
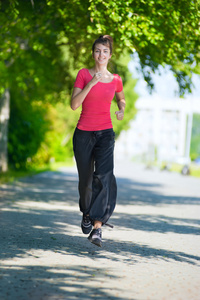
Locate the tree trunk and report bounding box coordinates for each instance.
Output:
[0,90,10,172]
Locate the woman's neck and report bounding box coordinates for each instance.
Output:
[93,65,108,75]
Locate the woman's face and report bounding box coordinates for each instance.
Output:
[93,43,112,65]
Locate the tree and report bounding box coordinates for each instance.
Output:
[1,0,200,96]
[0,90,10,171]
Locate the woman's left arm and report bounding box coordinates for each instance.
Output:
[115,90,126,120]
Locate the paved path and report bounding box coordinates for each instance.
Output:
[0,160,200,300]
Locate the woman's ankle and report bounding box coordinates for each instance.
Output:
[94,221,102,229]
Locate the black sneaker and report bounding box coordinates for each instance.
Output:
[81,214,92,234]
[88,228,102,247]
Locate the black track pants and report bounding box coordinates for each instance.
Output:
[73,127,117,225]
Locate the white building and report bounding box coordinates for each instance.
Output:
[115,96,200,166]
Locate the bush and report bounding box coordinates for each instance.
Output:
[8,96,49,169]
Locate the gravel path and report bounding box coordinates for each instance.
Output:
[0,160,200,300]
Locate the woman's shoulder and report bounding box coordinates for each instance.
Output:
[113,73,122,82]
[78,68,89,73]
[113,73,122,78]
[113,74,123,92]
[77,68,90,77]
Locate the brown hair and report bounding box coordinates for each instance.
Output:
[92,35,113,54]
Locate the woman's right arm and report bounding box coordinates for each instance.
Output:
[71,84,92,111]
[71,73,101,110]
[71,73,101,111]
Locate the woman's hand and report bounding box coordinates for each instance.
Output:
[90,72,102,87]
[115,90,125,121]
[115,110,124,120]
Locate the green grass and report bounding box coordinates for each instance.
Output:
[187,164,200,177]
[161,162,200,178]
[0,167,48,184]
[0,158,75,184]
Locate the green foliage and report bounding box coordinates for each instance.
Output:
[30,96,81,167]
[1,0,200,95]
[8,96,49,169]
[190,114,200,160]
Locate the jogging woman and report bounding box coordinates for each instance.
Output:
[71,35,125,247]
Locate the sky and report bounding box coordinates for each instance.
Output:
[128,53,200,100]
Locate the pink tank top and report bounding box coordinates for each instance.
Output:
[74,68,123,131]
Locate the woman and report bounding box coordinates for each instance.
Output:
[71,35,125,247]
